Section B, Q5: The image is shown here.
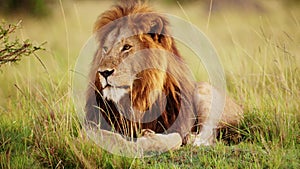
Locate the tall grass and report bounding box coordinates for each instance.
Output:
[0,0,299,168]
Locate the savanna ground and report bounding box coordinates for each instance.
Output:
[0,0,299,168]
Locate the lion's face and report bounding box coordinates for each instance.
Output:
[96,24,169,112]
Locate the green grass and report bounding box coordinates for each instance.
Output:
[0,0,299,168]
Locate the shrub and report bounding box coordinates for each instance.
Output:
[0,21,44,68]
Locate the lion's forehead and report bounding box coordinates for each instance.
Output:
[104,25,135,49]
[104,28,119,47]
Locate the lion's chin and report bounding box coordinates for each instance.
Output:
[102,87,128,103]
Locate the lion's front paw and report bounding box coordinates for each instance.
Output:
[193,136,214,146]
[193,126,216,146]
[137,132,182,153]
[141,129,156,138]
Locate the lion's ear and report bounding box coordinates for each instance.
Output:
[150,18,163,34]
[148,17,165,42]
[147,16,173,50]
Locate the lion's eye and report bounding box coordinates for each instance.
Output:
[103,46,108,53]
[121,44,132,51]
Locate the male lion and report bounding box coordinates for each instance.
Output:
[85,1,243,154]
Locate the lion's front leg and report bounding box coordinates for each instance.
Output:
[193,82,243,146]
[192,82,218,146]
[86,129,182,157]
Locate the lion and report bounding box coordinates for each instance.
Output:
[84,1,243,154]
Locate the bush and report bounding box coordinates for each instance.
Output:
[0,21,44,68]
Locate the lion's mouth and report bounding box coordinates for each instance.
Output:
[103,84,130,90]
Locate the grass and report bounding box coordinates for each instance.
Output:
[0,0,299,168]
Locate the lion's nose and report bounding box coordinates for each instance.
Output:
[98,69,115,78]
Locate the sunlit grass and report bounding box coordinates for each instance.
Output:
[0,0,299,168]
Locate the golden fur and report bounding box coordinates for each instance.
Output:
[85,1,243,146]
